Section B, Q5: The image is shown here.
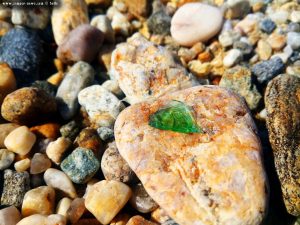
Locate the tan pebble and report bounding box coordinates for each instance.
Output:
[30,153,51,174]
[126,216,157,225]
[4,126,36,156]
[46,137,71,164]
[188,60,211,78]
[102,80,123,98]
[85,180,132,224]
[56,197,72,217]
[14,158,31,172]
[54,58,65,72]
[110,214,131,225]
[198,51,213,63]
[234,17,257,34]
[44,168,77,199]
[16,214,66,225]
[267,33,286,51]
[47,72,64,86]
[22,186,55,217]
[257,40,272,60]
[98,45,115,71]
[85,0,111,6]
[67,198,85,224]
[0,123,19,148]
[0,62,16,103]
[30,123,60,139]
[151,208,170,224]
[0,206,21,225]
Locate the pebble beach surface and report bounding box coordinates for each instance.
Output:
[0,0,299,225]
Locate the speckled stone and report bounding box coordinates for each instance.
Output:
[60,120,81,141]
[126,216,157,225]
[147,10,171,35]
[61,147,100,184]
[265,74,300,216]
[56,61,95,120]
[97,127,114,141]
[0,149,15,170]
[1,169,30,207]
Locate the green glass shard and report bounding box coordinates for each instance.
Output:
[149,100,203,134]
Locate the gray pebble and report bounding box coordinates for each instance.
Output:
[147,10,171,35]
[287,32,300,50]
[60,120,81,141]
[0,149,14,170]
[97,127,114,141]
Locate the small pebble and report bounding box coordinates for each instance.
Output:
[30,153,52,174]
[291,11,300,23]
[0,206,21,225]
[14,158,31,172]
[46,137,71,165]
[110,214,130,225]
[251,57,285,83]
[61,147,100,184]
[130,183,159,213]
[126,216,156,225]
[30,123,60,139]
[259,18,276,34]
[0,149,14,170]
[44,168,77,199]
[111,11,131,36]
[287,22,300,33]
[223,49,243,67]
[56,197,72,217]
[0,123,19,148]
[16,214,66,225]
[22,186,55,217]
[188,61,212,78]
[57,24,104,64]
[84,180,132,224]
[269,10,289,25]
[287,32,300,50]
[218,30,241,48]
[102,79,124,98]
[4,126,36,156]
[31,80,57,97]
[267,33,286,51]
[1,169,30,207]
[60,120,81,141]
[257,39,272,60]
[91,15,115,43]
[171,3,223,46]
[97,127,114,141]
[0,62,16,103]
[123,0,151,17]
[147,10,171,35]
[225,0,251,19]
[56,61,95,120]
[101,142,137,184]
[67,198,85,224]
[233,41,253,56]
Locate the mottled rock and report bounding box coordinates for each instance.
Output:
[251,57,285,84]
[1,169,30,207]
[126,216,156,225]
[46,137,71,164]
[101,142,137,183]
[111,33,197,104]
[44,168,77,199]
[91,15,115,43]
[16,214,66,225]
[0,149,14,170]
[219,66,262,110]
[123,0,151,17]
[218,30,241,48]
[257,39,272,60]
[259,18,276,34]
[56,61,94,120]
[85,180,132,224]
[0,27,42,87]
[287,32,300,50]
[12,7,49,29]
[0,63,16,104]
[22,186,55,216]
[67,198,85,224]
[225,0,251,19]
[265,74,300,216]
[1,87,57,125]
[78,85,125,128]
[51,0,88,45]
[0,206,21,225]
[30,153,51,174]
[130,183,158,213]
[267,33,286,51]
[223,49,243,67]
[30,123,60,139]
[4,126,36,156]
[233,41,253,56]
[61,147,100,184]
[57,24,104,64]
[147,10,171,35]
[31,80,57,97]
[0,123,18,148]
[14,158,31,172]
[115,86,268,225]
[170,3,223,46]
[97,126,114,141]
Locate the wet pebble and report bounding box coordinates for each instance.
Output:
[46,137,71,165]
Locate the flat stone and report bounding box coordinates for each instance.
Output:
[84,180,132,224]
[115,86,268,225]
[61,147,100,184]
[51,0,88,45]
[44,168,77,199]
[0,206,21,225]
[170,3,223,46]
[1,169,30,207]
[110,33,197,104]
[265,74,300,216]
[0,149,14,170]
[56,61,95,120]
[16,214,66,225]
[219,66,262,110]
[78,85,124,128]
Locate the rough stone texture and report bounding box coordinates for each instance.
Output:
[60,120,81,141]
[265,74,300,216]
[123,0,151,18]
[97,126,114,141]
[56,61,94,120]
[1,87,57,125]
[51,0,88,45]
[219,66,262,110]
[1,169,30,208]
[0,206,21,225]
[115,86,268,225]
[147,10,171,35]
[110,33,197,104]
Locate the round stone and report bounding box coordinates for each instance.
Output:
[30,153,52,175]
[171,3,223,46]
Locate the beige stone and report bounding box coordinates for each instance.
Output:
[85,180,132,224]
[110,214,130,225]
[151,208,170,224]
[4,126,36,156]
[67,198,85,223]
[267,33,286,51]
[0,123,19,148]
[30,153,51,174]
[188,61,211,78]
[14,158,31,172]
[16,214,66,225]
[0,62,16,103]
[56,197,72,217]
[46,137,71,164]
[22,186,55,217]
[257,39,272,60]
[0,206,21,225]
[115,86,268,225]
[126,216,156,225]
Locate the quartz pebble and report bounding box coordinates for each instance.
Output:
[126,216,156,225]
[0,206,21,225]
[44,168,77,199]
[12,7,49,29]
[57,24,104,64]
[287,32,300,50]
[0,123,18,148]
[91,15,115,43]
[102,79,123,98]
[78,85,125,128]
[14,158,31,172]
[291,11,300,23]
[130,183,159,213]
[101,141,137,184]
[0,62,16,103]
[22,186,55,217]
[85,180,132,225]
[0,149,14,170]
[56,61,95,120]
[1,169,30,207]
[56,197,72,217]
[4,126,36,156]
[257,39,272,60]
[30,153,51,174]
[16,214,66,225]
[51,0,88,45]
[46,137,71,164]
[171,3,223,46]
[67,198,85,224]
[223,49,243,67]
[61,147,100,184]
